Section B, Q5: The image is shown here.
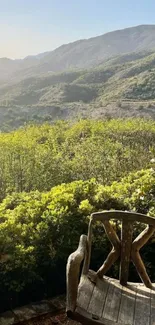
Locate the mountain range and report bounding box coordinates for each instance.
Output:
[1,24,155,130]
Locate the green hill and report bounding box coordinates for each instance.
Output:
[1,49,155,130]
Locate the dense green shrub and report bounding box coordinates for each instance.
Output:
[0,119,155,199]
[0,168,155,311]
[1,119,155,311]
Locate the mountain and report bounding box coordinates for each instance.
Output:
[1,24,155,83]
[0,56,39,84]
[1,48,155,131]
[38,24,155,71]
[1,24,155,131]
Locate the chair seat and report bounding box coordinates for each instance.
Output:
[73,270,155,325]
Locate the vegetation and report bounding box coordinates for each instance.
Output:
[0,119,155,199]
[1,24,155,314]
[1,169,155,311]
[0,119,155,311]
[1,49,155,130]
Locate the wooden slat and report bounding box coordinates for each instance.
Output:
[77,275,94,310]
[133,285,151,325]
[102,280,122,322]
[75,306,127,325]
[131,225,154,289]
[76,278,155,325]
[83,218,93,274]
[97,220,120,278]
[87,277,110,318]
[118,284,137,325]
[120,221,133,286]
[91,210,155,226]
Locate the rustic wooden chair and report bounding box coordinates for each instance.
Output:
[66,210,155,325]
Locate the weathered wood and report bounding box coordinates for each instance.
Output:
[87,269,98,284]
[77,275,94,310]
[73,276,155,325]
[92,211,155,288]
[87,276,109,318]
[131,251,152,289]
[74,306,128,325]
[97,220,120,278]
[67,209,155,325]
[120,221,133,286]
[118,284,137,325]
[103,280,122,322]
[91,210,155,226]
[133,286,151,325]
[83,217,93,274]
[131,225,155,289]
[66,234,87,313]
[132,225,155,249]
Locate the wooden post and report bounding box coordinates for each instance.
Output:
[97,220,120,278]
[82,217,93,275]
[119,220,133,286]
[66,235,87,313]
[131,225,155,289]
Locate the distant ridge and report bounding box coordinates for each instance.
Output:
[1,24,155,82]
[1,24,155,130]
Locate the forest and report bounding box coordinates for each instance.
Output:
[1,118,155,312]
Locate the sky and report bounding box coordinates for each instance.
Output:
[0,0,155,59]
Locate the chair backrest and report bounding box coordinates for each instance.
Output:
[85,210,155,288]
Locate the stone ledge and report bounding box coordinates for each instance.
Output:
[0,295,66,325]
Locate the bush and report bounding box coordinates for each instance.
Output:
[1,168,155,311]
[138,104,144,110]
[147,102,152,108]
[0,119,155,199]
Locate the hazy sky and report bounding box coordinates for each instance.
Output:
[1,0,155,59]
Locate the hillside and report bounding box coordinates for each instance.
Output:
[38,24,155,72]
[1,24,155,83]
[1,25,155,130]
[1,49,155,130]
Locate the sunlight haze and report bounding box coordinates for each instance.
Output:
[0,0,155,58]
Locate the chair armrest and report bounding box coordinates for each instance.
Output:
[66,234,87,313]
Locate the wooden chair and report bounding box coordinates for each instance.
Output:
[66,210,155,325]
